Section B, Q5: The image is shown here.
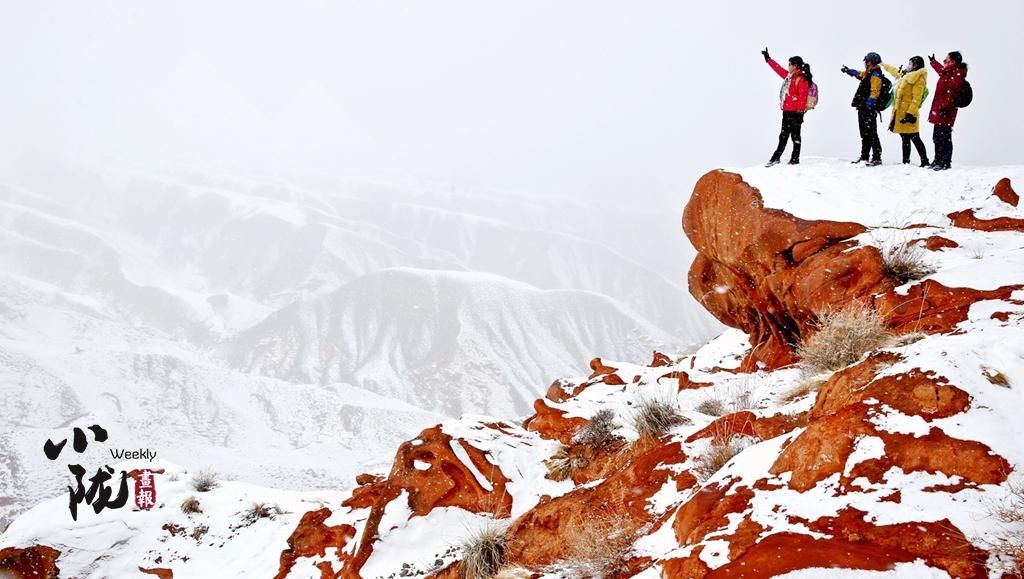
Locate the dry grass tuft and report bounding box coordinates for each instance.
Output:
[695,397,727,417]
[555,512,636,578]
[180,495,202,514]
[461,524,508,579]
[190,468,220,493]
[983,367,1011,388]
[780,377,826,404]
[797,303,892,377]
[986,478,1024,574]
[881,243,938,285]
[631,396,689,440]
[545,445,589,481]
[691,435,749,482]
[572,409,620,448]
[241,501,283,525]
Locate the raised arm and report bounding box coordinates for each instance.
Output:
[929,54,943,74]
[767,58,788,79]
[881,63,902,79]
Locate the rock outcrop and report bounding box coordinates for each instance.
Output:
[263,165,1024,578]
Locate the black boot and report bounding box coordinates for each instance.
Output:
[867,158,882,167]
[920,158,930,168]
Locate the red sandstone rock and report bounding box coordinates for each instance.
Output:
[948,208,1024,232]
[0,546,60,579]
[912,235,959,251]
[684,170,1022,369]
[658,370,713,391]
[650,351,672,367]
[139,567,174,578]
[683,170,887,369]
[508,441,693,567]
[523,399,587,443]
[275,508,357,579]
[588,357,618,378]
[993,177,1019,207]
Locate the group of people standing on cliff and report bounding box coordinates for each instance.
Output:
[761,48,971,170]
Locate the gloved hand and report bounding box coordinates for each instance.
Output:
[866,97,877,109]
[939,107,952,117]
[762,47,770,62]
[901,113,917,124]
[929,53,936,61]
[841,65,850,74]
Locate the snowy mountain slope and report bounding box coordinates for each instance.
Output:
[228,268,685,417]
[0,162,718,530]
[1,161,1012,578]
[0,273,444,531]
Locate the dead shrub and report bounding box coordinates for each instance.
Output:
[190,468,219,493]
[461,523,508,579]
[983,367,1011,388]
[780,377,826,404]
[881,243,937,285]
[241,501,282,525]
[631,396,689,441]
[572,409,620,448]
[180,495,202,514]
[986,478,1024,574]
[545,445,588,481]
[695,397,727,417]
[556,512,635,578]
[798,304,892,376]
[691,435,750,482]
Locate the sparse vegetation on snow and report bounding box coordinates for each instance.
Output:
[631,396,689,440]
[881,243,937,285]
[460,524,508,579]
[180,496,202,514]
[798,303,892,376]
[554,512,636,578]
[571,409,620,448]
[190,469,220,493]
[545,445,588,481]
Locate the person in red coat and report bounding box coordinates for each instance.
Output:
[928,51,968,170]
[762,47,813,166]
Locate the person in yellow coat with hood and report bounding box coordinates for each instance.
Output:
[882,56,930,166]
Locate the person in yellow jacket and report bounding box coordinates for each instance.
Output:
[882,56,930,167]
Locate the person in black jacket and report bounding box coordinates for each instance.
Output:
[842,52,888,166]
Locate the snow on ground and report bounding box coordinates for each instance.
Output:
[0,461,348,577]
[735,158,1024,227]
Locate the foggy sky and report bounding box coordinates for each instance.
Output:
[1,0,1021,204]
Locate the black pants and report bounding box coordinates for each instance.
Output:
[900,133,928,164]
[933,125,953,167]
[857,108,882,161]
[771,111,804,162]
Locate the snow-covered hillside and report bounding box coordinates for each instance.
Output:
[0,163,720,529]
[8,160,1021,578]
[229,268,680,418]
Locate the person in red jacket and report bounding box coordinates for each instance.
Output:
[762,47,812,166]
[928,51,968,170]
